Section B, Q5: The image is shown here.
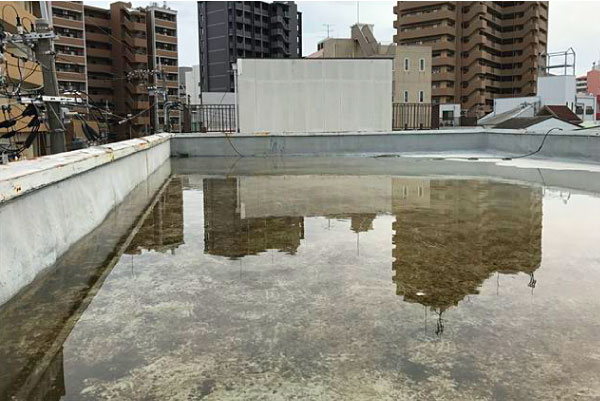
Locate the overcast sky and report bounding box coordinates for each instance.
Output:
[86,1,600,76]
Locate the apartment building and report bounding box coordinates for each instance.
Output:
[46,1,178,139]
[576,75,588,94]
[309,23,431,104]
[394,1,549,116]
[0,2,46,158]
[198,1,302,92]
[51,2,88,94]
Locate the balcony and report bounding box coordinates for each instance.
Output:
[432,56,455,67]
[397,8,456,26]
[87,63,112,74]
[123,17,146,33]
[86,47,111,59]
[56,54,86,65]
[125,48,149,64]
[56,36,85,47]
[88,78,113,89]
[85,31,108,43]
[56,71,87,82]
[53,16,84,30]
[84,16,110,29]
[123,32,147,48]
[270,16,288,29]
[432,71,455,82]
[156,48,177,58]
[397,24,455,41]
[155,18,176,29]
[160,64,178,74]
[53,1,83,12]
[155,33,177,44]
[433,87,456,97]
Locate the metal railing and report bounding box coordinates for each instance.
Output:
[186,104,236,133]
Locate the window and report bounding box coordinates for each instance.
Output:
[404,90,409,102]
[419,90,424,103]
[419,58,425,72]
[404,58,409,71]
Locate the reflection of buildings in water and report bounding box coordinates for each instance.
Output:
[350,214,377,233]
[392,179,543,312]
[325,214,377,233]
[238,176,392,218]
[203,178,304,259]
[126,178,185,254]
[26,348,66,401]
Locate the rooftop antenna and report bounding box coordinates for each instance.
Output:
[357,1,360,24]
[323,23,333,38]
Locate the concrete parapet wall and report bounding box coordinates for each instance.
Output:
[0,134,172,306]
[170,130,600,163]
[171,130,487,157]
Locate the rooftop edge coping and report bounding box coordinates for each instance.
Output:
[0,133,173,204]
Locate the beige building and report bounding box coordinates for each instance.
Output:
[394,1,549,116]
[309,24,431,104]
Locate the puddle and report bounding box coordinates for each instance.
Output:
[1,159,600,400]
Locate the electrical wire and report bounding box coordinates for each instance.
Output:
[118,102,156,125]
[374,127,565,162]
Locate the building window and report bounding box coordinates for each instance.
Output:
[404,90,409,103]
[404,58,409,71]
[419,58,425,72]
[419,90,424,103]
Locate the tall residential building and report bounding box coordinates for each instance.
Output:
[51,2,88,94]
[146,4,179,132]
[394,1,549,116]
[309,23,432,104]
[197,1,302,92]
[46,1,178,139]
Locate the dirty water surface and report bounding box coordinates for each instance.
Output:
[1,158,600,400]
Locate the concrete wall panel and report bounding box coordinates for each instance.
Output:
[237,59,393,134]
[171,130,600,164]
[0,135,171,305]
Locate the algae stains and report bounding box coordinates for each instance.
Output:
[3,172,600,400]
[196,379,216,399]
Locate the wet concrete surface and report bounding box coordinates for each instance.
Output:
[1,158,600,400]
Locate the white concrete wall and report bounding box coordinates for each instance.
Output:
[0,134,171,305]
[538,75,577,109]
[172,130,600,163]
[184,65,201,105]
[439,104,461,120]
[576,95,597,122]
[237,59,393,134]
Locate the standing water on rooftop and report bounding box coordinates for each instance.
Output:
[1,159,600,400]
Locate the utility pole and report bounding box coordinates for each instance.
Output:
[34,19,65,154]
[162,69,169,133]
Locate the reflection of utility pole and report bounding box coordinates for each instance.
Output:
[35,19,65,154]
